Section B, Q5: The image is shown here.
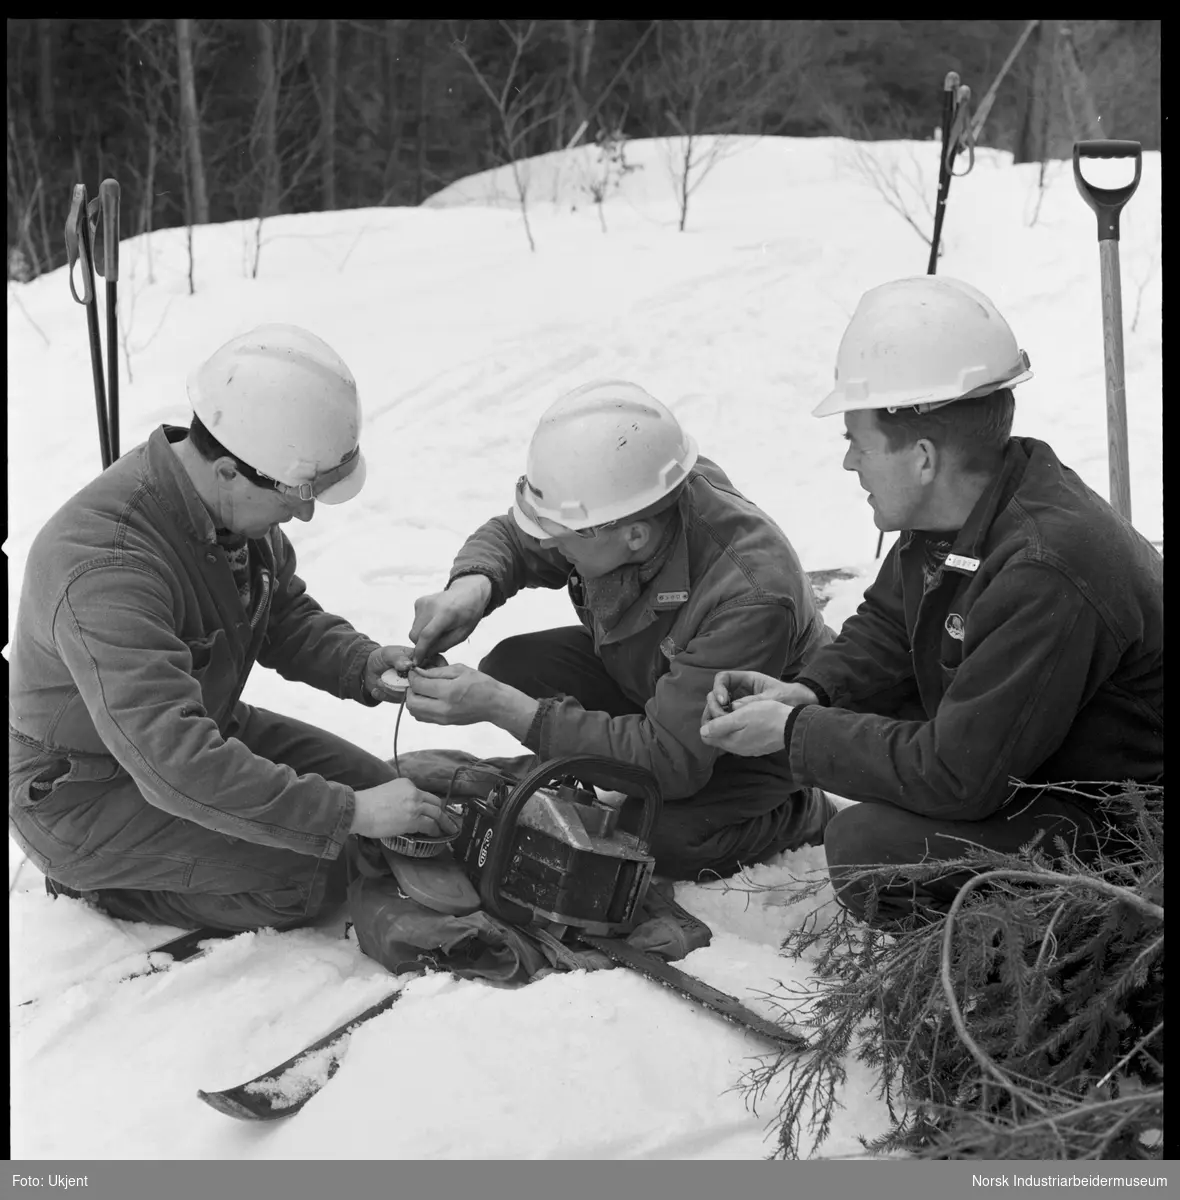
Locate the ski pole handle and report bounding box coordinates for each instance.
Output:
[100,179,121,282]
[64,185,95,305]
[1072,140,1142,242]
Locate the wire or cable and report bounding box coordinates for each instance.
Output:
[392,698,406,778]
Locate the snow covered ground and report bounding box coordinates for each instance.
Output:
[7,134,1161,1160]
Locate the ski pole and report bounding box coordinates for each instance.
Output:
[64,184,112,470]
[99,179,121,461]
[926,72,962,276]
[1072,139,1142,522]
[877,74,972,560]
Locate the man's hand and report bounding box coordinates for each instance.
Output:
[364,645,447,702]
[699,699,794,757]
[701,670,818,722]
[350,779,459,839]
[406,663,503,726]
[408,575,493,663]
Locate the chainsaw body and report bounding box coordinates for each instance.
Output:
[452,755,662,937]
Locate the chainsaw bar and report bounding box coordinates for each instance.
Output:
[577,934,806,1051]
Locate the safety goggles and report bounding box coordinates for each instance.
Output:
[513,474,613,540]
[246,445,363,503]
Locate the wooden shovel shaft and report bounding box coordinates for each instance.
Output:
[1098,239,1131,521]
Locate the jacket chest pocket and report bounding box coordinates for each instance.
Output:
[184,629,239,719]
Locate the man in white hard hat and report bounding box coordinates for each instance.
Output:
[401,380,837,881]
[9,325,454,932]
[699,277,1163,924]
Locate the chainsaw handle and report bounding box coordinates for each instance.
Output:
[1073,140,1142,242]
[478,755,663,925]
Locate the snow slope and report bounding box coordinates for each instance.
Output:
[7,134,1161,1159]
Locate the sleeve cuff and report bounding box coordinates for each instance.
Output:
[794,677,832,708]
[523,695,557,755]
[447,568,504,616]
[350,638,382,706]
[783,703,810,752]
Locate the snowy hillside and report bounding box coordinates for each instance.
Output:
[7,134,1161,1159]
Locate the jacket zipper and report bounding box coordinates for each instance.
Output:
[249,570,272,630]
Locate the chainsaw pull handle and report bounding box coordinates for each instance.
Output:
[478,755,663,925]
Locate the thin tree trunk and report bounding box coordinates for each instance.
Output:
[143,117,158,282]
[414,38,426,205]
[256,20,280,217]
[678,135,692,232]
[1019,19,1057,164]
[1013,20,1043,164]
[36,19,54,136]
[1059,24,1103,141]
[320,18,338,210]
[382,19,402,198]
[175,18,209,223]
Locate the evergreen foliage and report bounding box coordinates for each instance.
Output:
[738,783,1163,1160]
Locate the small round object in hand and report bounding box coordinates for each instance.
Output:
[380,667,411,700]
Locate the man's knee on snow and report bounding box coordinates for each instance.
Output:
[824,803,900,922]
[647,818,712,882]
[824,804,933,925]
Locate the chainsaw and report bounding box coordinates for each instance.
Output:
[387,755,800,1044]
[196,756,804,1121]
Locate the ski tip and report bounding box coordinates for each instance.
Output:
[196,1087,305,1122]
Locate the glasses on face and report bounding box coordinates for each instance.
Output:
[514,475,613,540]
[246,446,361,502]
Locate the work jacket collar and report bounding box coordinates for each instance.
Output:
[146,425,221,546]
[899,439,1031,576]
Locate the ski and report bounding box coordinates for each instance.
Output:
[577,935,806,1050]
[196,988,405,1121]
[16,925,232,1009]
[198,940,804,1122]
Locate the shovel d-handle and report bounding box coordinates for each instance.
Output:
[1073,140,1142,242]
[477,755,663,924]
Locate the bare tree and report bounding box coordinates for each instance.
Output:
[255,20,281,219]
[246,20,343,277]
[319,18,339,210]
[822,97,937,252]
[650,20,815,231]
[6,100,55,277]
[381,19,404,200]
[174,18,209,225]
[36,19,54,135]
[121,20,176,283]
[451,20,559,252]
[560,19,595,150]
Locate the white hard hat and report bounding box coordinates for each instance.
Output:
[512,380,698,538]
[813,276,1033,418]
[187,324,366,504]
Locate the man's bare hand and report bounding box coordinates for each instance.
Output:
[406,663,502,726]
[351,779,458,839]
[408,575,492,663]
[699,699,794,757]
[701,671,818,723]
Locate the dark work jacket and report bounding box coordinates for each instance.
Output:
[9,426,379,868]
[449,457,831,802]
[790,437,1163,820]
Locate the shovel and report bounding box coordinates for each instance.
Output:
[1072,139,1142,521]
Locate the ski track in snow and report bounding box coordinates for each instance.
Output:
[7,135,1161,1159]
